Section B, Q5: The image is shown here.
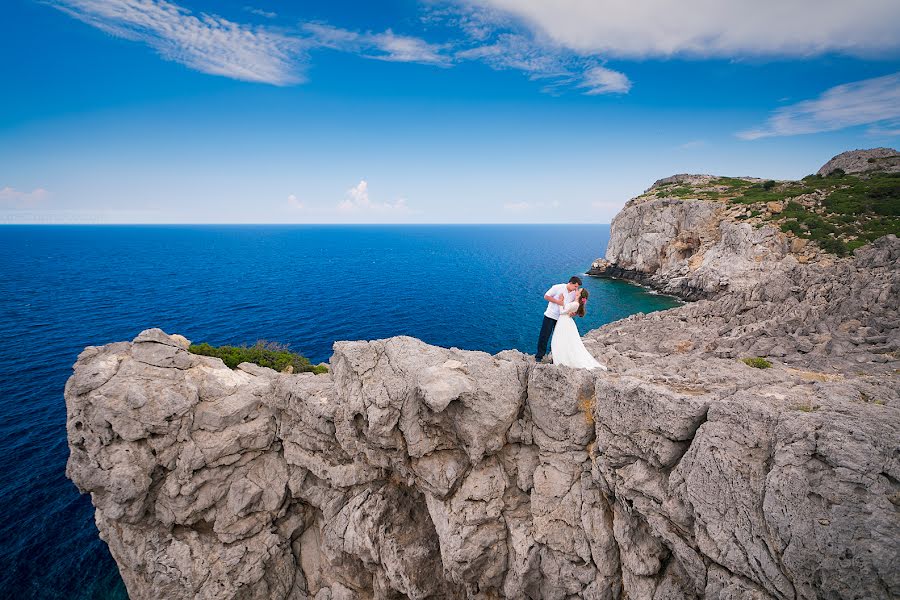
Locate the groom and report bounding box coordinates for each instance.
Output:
[535,276,582,363]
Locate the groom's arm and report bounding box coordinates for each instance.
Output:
[543,288,565,306]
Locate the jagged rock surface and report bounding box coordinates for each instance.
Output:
[66,235,899,599]
[593,196,794,300]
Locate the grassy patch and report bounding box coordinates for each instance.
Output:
[712,177,755,190]
[741,357,772,369]
[751,174,897,254]
[823,172,900,216]
[189,340,328,374]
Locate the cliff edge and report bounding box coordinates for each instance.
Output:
[65,232,899,599]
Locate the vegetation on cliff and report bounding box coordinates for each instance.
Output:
[741,357,772,369]
[189,340,328,374]
[647,170,900,255]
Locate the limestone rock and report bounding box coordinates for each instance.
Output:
[816,147,900,176]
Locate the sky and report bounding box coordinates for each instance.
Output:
[0,0,899,224]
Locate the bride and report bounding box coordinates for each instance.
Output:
[551,289,608,370]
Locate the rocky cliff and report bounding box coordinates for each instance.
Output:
[66,229,899,599]
[589,149,900,300]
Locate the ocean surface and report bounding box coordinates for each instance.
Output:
[0,224,681,598]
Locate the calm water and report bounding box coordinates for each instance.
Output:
[0,225,680,598]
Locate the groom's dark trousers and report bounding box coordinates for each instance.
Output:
[536,316,557,361]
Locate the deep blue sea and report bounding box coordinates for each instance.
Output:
[0,224,680,598]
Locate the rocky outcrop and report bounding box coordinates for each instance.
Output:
[590,149,898,300]
[66,234,899,599]
[816,148,900,176]
[590,197,793,300]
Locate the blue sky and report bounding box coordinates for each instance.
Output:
[1,0,899,224]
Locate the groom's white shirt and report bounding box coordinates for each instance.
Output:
[544,283,576,320]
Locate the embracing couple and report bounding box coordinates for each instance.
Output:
[536,276,607,370]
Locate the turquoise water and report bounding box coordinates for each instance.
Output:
[0,224,681,598]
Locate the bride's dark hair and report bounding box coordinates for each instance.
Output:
[576,289,589,318]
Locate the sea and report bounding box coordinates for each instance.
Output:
[0,224,681,598]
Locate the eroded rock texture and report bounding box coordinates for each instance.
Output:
[66,235,899,599]
[594,194,802,301]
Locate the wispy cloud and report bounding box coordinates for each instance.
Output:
[50,0,305,85]
[450,0,900,58]
[337,180,410,213]
[304,23,449,65]
[456,34,570,78]
[429,7,632,95]
[579,66,631,95]
[287,194,305,210]
[49,0,629,95]
[0,186,50,207]
[737,72,900,140]
[678,140,707,149]
[244,6,276,19]
[866,120,900,137]
[372,30,448,64]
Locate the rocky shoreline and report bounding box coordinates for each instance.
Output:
[64,151,899,600]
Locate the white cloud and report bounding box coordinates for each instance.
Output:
[458,0,900,58]
[0,186,50,206]
[337,180,410,213]
[371,30,448,64]
[678,140,707,149]
[737,72,900,139]
[244,6,276,19]
[287,194,305,210]
[579,66,631,95]
[51,0,305,85]
[303,23,449,65]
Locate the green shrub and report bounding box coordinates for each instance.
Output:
[823,173,900,216]
[846,239,867,252]
[713,177,755,189]
[762,180,777,190]
[741,357,772,369]
[816,237,848,256]
[189,340,327,374]
[660,186,693,197]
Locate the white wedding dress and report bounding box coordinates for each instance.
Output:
[551,301,607,370]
